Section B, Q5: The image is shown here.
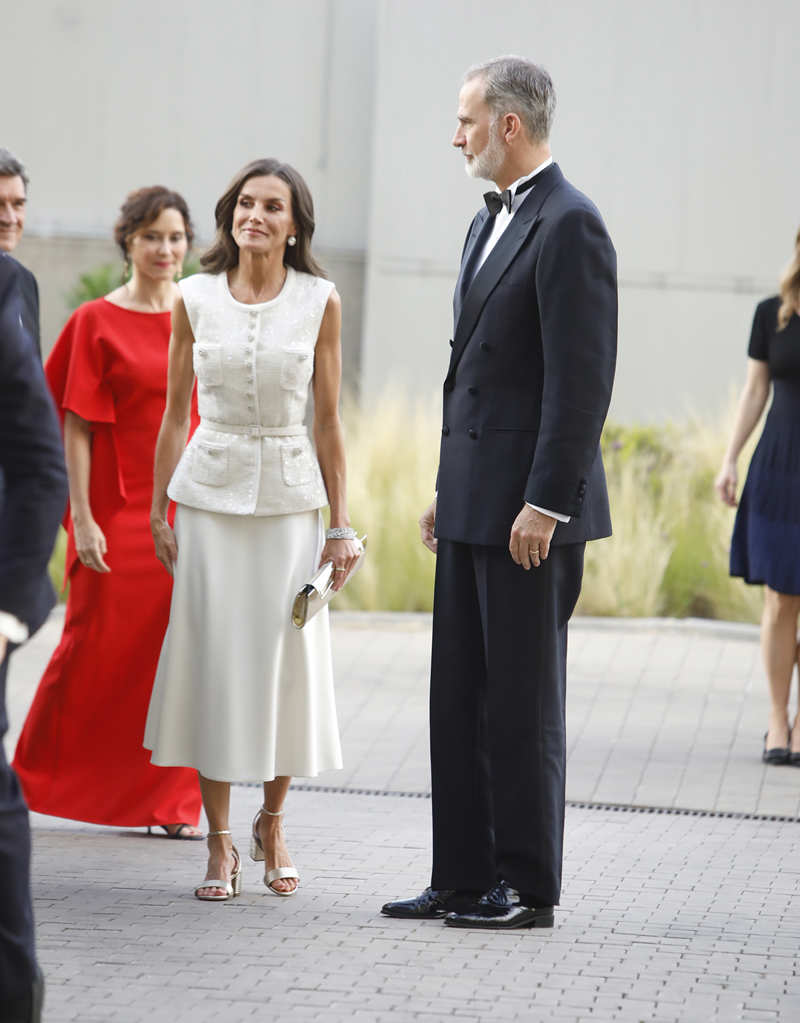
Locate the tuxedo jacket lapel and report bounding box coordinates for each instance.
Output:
[454,209,491,324]
[449,163,563,379]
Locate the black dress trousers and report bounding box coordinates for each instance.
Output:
[0,648,37,1005]
[429,539,584,905]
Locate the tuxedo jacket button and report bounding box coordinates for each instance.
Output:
[442,425,450,436]
[467,428,478,440]
[480,341,491,352]
[468,386,478,396]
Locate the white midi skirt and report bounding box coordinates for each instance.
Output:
[143,505,342,782]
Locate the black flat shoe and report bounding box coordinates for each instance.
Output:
[445,903,555,930]
[762,731,790,765]
[381,887,478,919]
[789,751,800,766]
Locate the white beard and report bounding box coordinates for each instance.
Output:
[464,122,505,182]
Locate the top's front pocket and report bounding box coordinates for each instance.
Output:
[193,343,224,387]
[280,350,314,391]
[190,439,230,487]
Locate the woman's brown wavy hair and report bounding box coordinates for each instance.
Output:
[200,158,325,278]
[113,186,194,272]
[778,226,800,330]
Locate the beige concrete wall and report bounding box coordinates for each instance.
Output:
[7,0,800,422]
[361,0,800,422]
[5,0,376,248]
[7,0,373,389]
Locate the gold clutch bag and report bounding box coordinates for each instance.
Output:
[291,536,367,629]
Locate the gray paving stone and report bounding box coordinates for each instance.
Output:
[6,614,800,1019]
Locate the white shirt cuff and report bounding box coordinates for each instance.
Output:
[526,503,571,524]
[0,611,29,644]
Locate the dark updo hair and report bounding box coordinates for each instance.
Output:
[113,186,194,267]
[201,158,325,278]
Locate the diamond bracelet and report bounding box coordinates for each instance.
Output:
[326,527,358,540]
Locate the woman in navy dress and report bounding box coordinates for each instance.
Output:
[716,227,800,764]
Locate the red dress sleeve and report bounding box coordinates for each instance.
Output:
[44,302,126,585]
[45,304,116,425]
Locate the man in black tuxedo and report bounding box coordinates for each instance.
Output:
[0,254,67,1020]
[0,150,40,357]
[382,56,617,929]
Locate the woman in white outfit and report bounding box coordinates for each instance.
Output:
[144,159,360,901]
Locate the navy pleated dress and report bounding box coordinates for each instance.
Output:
[730,296,800,594]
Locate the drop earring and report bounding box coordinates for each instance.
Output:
[287,236,297,247]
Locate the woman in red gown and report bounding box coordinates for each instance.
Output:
[13,187,203,835]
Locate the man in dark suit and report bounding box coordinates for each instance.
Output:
[0,149,40,357]
[382,56,617,929]
[0,254,68,1020]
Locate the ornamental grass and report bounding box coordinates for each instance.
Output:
[47,391,765,622]
[335,391,764,622]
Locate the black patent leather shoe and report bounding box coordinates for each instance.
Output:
[381,886,479,919]
[444,882,552,929]
[445,902,555,929]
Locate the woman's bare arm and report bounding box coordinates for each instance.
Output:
[64,411,110,572]
[312,289,360,589]
[150,295,195,573]
[715,358,770,506]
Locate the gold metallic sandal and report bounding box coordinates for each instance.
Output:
[194,829,242,901]
[250,806,300,897]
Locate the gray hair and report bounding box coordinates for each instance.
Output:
[0,148,29,190]
[464,56,556,143]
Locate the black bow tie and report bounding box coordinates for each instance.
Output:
[483,174,538,216]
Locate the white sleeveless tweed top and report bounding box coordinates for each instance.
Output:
[167,267,333,516]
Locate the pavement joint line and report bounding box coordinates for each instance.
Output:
[329,610,761,642]
[252,783,800,824]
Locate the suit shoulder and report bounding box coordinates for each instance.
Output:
[18,261,37,289]
[547,182,608,229]
[539,184,614,260]
[0,255,40,299]
[0,252,24,296]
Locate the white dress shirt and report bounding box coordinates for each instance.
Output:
[476,157,570,524]
[474,156,553,273]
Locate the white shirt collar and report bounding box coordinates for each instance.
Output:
[495,156,554,211]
